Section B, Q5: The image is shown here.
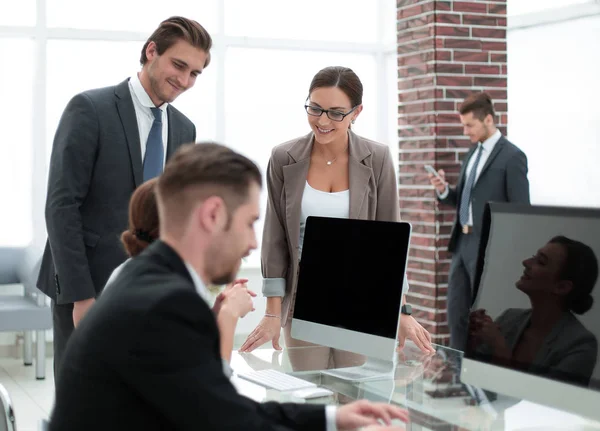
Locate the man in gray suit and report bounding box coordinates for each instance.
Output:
[429,92,530,351]
[37,16,212,377]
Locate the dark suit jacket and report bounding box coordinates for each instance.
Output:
[496,308,598,386]
[38,78,195,304]
[439,136,530,252]
[49,241,326,431]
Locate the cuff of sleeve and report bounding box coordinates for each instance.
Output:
[403,273,410,294]
[325,405,337,431]
[436,186,449,200]
[262,277,286,297]
[221,359,233,379]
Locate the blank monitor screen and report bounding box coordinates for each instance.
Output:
[466,203,600,390]
[294,216,411,340]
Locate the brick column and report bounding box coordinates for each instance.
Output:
[396,0,507,345]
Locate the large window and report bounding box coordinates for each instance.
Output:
[0,1,397,262]
[0,39,34,246]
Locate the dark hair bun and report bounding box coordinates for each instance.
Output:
[570,294,594,315]
[121,231,148,258]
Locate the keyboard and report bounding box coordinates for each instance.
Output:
[237,369,317,391]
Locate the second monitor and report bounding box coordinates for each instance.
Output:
[291,216,411,381]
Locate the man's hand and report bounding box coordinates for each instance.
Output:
[220,283,256,319]
[398,315,435,353]
[73,298,95,328]
[362,426,406,431]
[240,316,282,352]
[213,278,249,315]
[428,169,448,194]
[336,400,409,430]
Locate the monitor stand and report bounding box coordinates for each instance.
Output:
[321,357,396,382]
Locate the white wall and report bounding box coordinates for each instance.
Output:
[507,14,600,208]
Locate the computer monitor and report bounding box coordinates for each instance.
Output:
[461,203,600,420]
[291,216,411,381]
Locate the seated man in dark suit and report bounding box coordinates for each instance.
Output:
[49,143,408,431]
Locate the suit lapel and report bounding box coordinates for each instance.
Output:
[283,135,312,259]
[115,79,143,187]
[475,137,505,187]
[166,106,178,159]
[348,131,372,219]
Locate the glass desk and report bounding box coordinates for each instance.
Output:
[231,343,600,430]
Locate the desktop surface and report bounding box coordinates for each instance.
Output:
[231,344,600,431]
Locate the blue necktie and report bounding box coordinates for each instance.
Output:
[459,144,484,226]
[143,107,164,181]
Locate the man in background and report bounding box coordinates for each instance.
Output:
[38,16,210,378]
[429,92,530,350]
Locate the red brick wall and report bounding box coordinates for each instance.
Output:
[396,0,507,345]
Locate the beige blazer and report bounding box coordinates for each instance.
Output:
[261,130,400,324]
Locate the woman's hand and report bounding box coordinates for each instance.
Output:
[240,316,282,352]
[398,315,435,353]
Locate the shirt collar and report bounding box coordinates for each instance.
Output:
[480,128,501,152]
[129,73,168,112]
[184,262,212,304]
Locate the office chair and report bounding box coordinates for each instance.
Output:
[0,383,15,431]
[0,245,52,379]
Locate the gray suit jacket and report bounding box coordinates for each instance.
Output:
[38,78,195,304]
[439,136,530,252]
[261,130,399,324]
[496,308,598,386]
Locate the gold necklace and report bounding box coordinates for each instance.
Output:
[319,143,348,166]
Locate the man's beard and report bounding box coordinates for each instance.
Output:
[211,271,235,286]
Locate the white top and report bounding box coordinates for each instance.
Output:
[104,258,129,289]
[128,73,169,167]
[439,129,502,225]
[298,181,350,257]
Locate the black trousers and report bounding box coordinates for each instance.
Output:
[447,232,479,351]
[51,301,75,383]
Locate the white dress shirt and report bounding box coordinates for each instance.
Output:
[128,73,168,167]
[439,129,501,226]
[183,262,338,431]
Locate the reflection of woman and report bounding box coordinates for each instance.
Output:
[240,66,433,368]
[470,236,599,385]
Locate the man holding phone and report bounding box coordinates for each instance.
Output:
[427,92,530,351]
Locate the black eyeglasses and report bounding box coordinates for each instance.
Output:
[304,104,358,122]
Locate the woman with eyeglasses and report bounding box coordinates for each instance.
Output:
[240,66,434,369]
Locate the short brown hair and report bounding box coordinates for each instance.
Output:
[120,178,159,257]
[140,16,212,67]
[308,66,363,107]
[157,143,262,232]
[459,92,495,121]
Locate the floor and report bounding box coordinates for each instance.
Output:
[0,357,52,431]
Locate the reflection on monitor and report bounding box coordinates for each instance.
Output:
[291,216,411,381]
[461,203,600,421]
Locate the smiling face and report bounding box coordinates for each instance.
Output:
[306,86,362,146]
[516,242,573,301]
[142,38,208,106]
